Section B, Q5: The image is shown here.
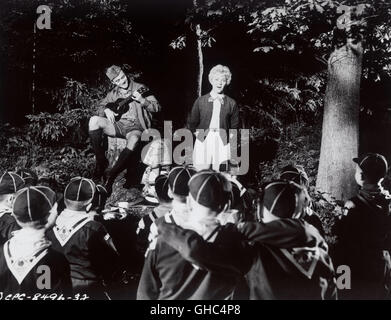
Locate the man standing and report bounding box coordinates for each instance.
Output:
[88,65,161,194]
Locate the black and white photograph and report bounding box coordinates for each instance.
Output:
[0,0,391,305]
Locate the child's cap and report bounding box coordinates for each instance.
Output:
[279,164,309,187]
[168,166,197,196]
[219,159,240,174]
[155,174,171,202]
[91,184,108,212]
[229,182,241,208]
[189,170,231,211]
[263,180,307,219]
[106,65,122,81]
[16,168,38,186]
[0,171,25,195]
[353,153,388,182]
[13,186,56,223]
[64,177,95,204]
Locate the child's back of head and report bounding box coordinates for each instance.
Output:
[188,170,231,219]
[353,153,388,186]
[261,180,309,222]
[12,185,57,229]
[155,174,172,205]
[0,171,24,202]
[16,168,38,187]
[279,164,309,188]
[64,177,96,212]
[0,171,25,214]
[168,165,197,206]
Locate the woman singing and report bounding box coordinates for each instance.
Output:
[187,64,240,171]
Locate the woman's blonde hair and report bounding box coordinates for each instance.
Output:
[208,64,232,86]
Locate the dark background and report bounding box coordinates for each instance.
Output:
[0,0,390,159]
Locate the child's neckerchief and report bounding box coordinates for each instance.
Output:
[359,184,382,199]
[4,228,51,284]
[170,203,189,228]
[181,216,221,242]
[280,246,321,280]
[357,184,391,213]
[53,209,93,247]
[0,205,12,219]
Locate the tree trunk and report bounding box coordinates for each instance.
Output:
[316,39,363,201]
[193,0,203,97]
[195,24,203,97]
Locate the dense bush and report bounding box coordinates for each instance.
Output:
[0,124,94,193]
[26,108,93,146]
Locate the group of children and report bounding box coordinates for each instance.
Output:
[0,151,390,300]
[136,163,336,300]
[0,171,121,298]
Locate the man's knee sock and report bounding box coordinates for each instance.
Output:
[124,143,143,186]
[105,148,133,192]
[89,129,108,166]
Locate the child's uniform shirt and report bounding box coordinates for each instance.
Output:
[145,202,188,256]
[0,207,20,245]
[226,175,255,222]
[245,235,336,300]
[0,229,72,296]
[303,209,325,236]
[136,203,172,252]
[154,218,336,300]
[333,189,391,299]
[137,221,253,300]
[47,209,120,284]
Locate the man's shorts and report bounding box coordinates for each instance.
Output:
[114,119,143,138]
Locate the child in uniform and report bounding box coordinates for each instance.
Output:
[137,170,253,300]
[333,153,391,299]
[279,164,324,235]
[136,174,172,252]
[47,177,121,299]
[0,186,72,295]
[0,172,24,245]
[155,180,336,300]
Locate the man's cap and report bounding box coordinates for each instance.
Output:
[353,153,388,181]
[16,168,38,186]
[0,171,25,195]
[168,166,197,196]
[263,180,308,219]
[64,177,95,204]
[13,186,56,223]
[189,170,231,211]
[279,164,309,187]
[155,174,172,202]
[106,65,122,81]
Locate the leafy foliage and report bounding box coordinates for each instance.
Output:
[0,124,94,193]
[26,108,93,145]
[0,0,390,242]
[246,0,391,84]
[0,0,147,70]
[255,120,341,244]
[50,77,106,112]
[238,71,327,152]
